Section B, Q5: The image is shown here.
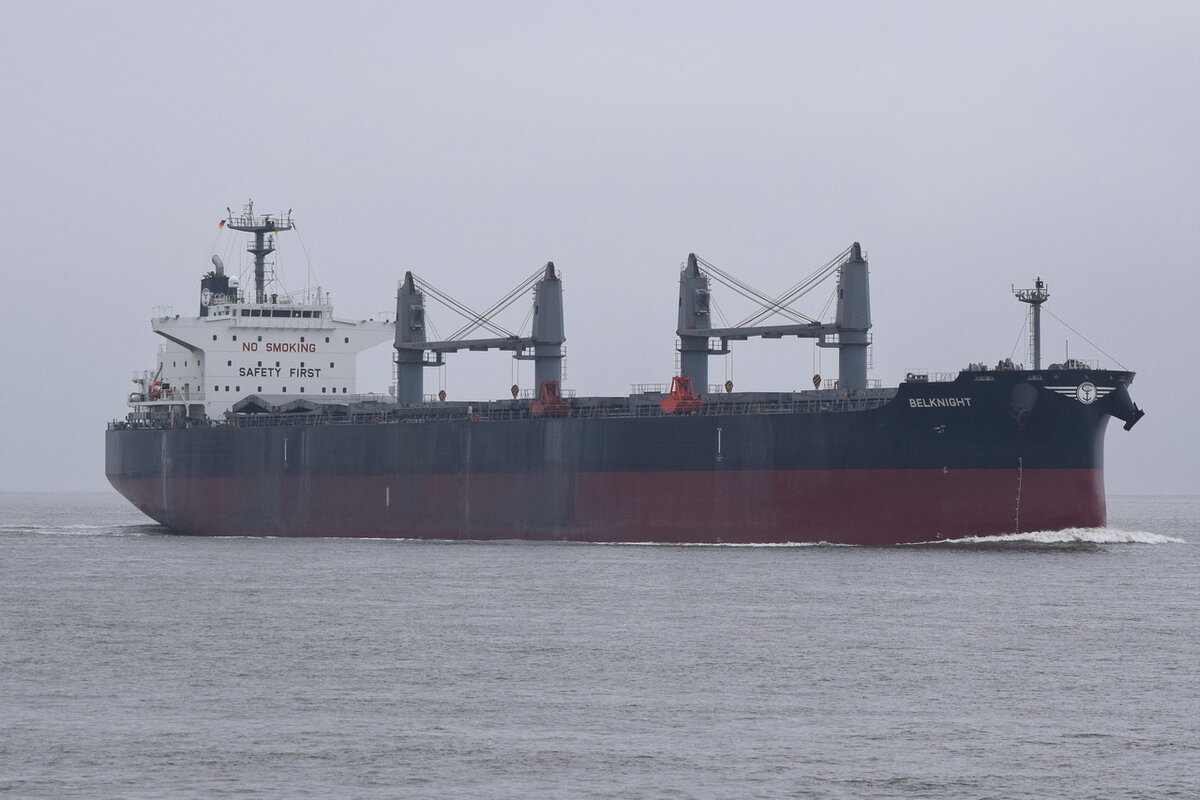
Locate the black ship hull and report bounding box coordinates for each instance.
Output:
[106,370,1143,545]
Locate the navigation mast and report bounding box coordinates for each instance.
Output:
[225,199,294,304]
[1014,277,1049,370]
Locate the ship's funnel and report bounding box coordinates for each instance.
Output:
[200,255,234,317]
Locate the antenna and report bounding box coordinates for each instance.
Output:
[1013,277,1049,370]
[224,199,295,304]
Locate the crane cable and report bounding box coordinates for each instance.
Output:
[411,264,545,341]
[693,245,853,327]
[696,256,814,325]
[736,246,852,326]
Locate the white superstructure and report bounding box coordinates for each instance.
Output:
[127,202,394,423]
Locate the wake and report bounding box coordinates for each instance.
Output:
[918,528,1184,546]
[0,523,160,537]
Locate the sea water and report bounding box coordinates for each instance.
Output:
[1,492,1196,799]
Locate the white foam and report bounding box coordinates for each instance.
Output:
[920,528,1185,545]
[0,523,157,537]
[601,540,840,548]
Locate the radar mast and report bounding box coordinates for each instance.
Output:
[225,199,294,304]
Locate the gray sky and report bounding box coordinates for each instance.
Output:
[1,1,1196,494]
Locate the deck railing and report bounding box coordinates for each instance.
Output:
[109,392,894,430]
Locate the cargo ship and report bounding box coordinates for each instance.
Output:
[106,203,1144,544]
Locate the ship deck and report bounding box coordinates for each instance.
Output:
[110,388,900,430]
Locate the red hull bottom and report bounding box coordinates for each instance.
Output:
[108,468,1106,545]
